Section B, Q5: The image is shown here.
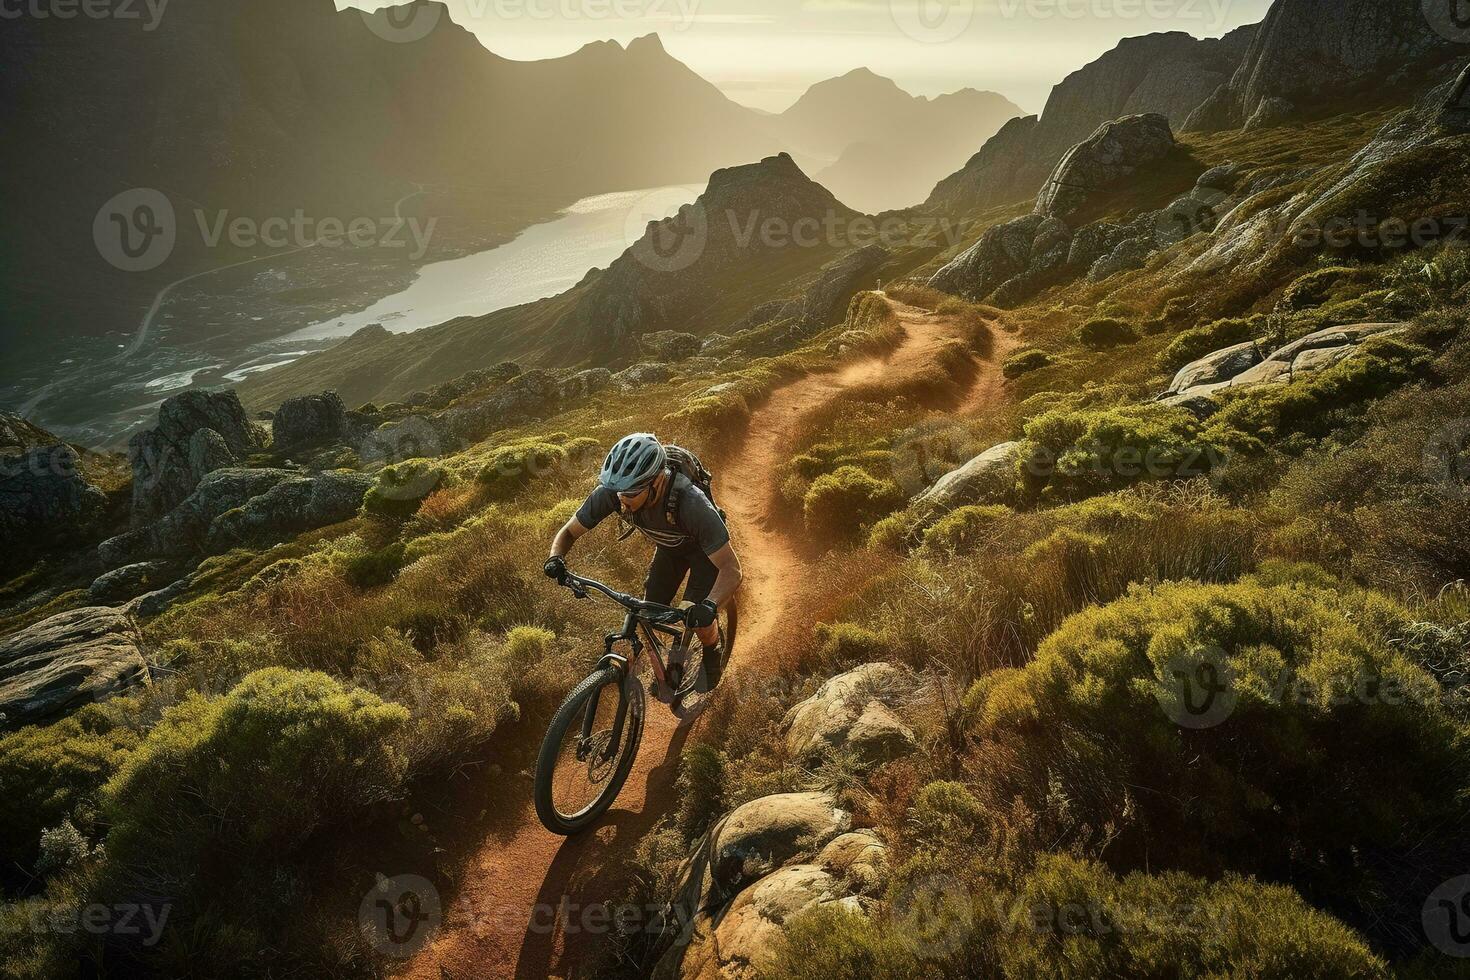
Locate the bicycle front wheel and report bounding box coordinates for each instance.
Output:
[533,666,643,835]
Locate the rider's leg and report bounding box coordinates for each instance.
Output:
[682,549,721,649]
[643,546,691,606]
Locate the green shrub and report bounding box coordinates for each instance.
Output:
[676,742,726,842]
[0,704,138,882]
[1278,265,1375,312]
[343,541,407,588]
[95,669,409,964]
[973,572,1463,902]
[807,623,888,674]
[478,436,600,501]
[1156,317,1259,372]
[1002,349,1054,379]
[921,505,1010,554]
[362,459,446,518]
[765,854,1385,980]
[908,780,985,851]
[1075,318,1138,350]
[1021,403,1222,501]
[803,466,906,540]
[1204,336,1433,454]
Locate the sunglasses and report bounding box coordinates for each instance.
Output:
[617,481,655,502]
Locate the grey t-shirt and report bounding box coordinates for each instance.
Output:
[576,472,729,555]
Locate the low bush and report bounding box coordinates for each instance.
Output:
[1075,318,1137,350]
[92,669,409,966]
[362,459,446,518]
[343,541,407,588]
[765,854,1385,979]
[0,704,139,886]
[921,505,1011,555]
[1155,316,1260,373]
[803,466,906,541]
[971,571,1464,911]
[675,742,726,842]
[1001,348,1054,379]
[478,435,600,501]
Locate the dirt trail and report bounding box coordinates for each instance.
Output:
[401,297,1013,980]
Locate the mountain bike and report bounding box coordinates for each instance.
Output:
[533,570,737,836]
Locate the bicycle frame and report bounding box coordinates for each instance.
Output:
[564,573,692,761]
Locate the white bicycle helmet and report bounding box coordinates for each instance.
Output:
[600,433,666,493]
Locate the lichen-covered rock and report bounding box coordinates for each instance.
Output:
[127,390,265,525]
[1034,113,1177,220]
[560,368,613,401]
[639,331,701,363]
[0,606,149,729]
[783,662,918,768]
[1,444,107,556]
[438,369,562,446]
[912,441,1024,516]
[1246,96,1296,130]
[203,471,372,552]
[1166,341,1263,395]
[670,791,851,921]
[929,215,1071,304]
[816,829,889,894]
[271,391,347,449]
[1163,323,1408,403]
[89,561,181,603]
[615,363,675,389]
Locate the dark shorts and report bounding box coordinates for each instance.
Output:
[644,544,718,607]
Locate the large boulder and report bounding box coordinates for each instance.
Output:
[271,391,346,450]
[89,561,181,604]
[203,471,372,552]
[0,606,149,729]
[127,390,265,525]
[671,792,851,920]
[912,441,1025,516]
[100,467,367,566]
[437,369,562,446]
[559,368,613,401]
[1,445,108,556]
[1161,323,1408,406]
[673,865,859,980]
[783,663,918,769]
[929,214,1071,304]
[1034,113,1177,220]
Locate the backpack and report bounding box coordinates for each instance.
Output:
[615,443,724,542]
[662,444,724,526]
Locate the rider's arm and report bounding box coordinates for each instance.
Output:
[549,517,588,559]
[704,542,742,608]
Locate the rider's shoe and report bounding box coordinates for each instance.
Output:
[701,642,725,690]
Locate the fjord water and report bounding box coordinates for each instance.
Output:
[291,183,705,341]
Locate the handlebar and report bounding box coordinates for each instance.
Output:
[561,571,687,625]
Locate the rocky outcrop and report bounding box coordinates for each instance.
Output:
[1034,114,1177,219]
[926,28,1253,214]
[614,363,675,389]
[127,391,266,525]
[0,606,149,729]
[731,244,892,345]
[1160,323,1408,407]
[929,215,1071,304]
[559,368,613,401]
[99,467,370,567]
[661,805,887,980]
[913,442,1025,516]
[271,391,347,450]
[560,154,860,358]
[1,444,108,556]
[88,561,181,604]
[783,663,918,769]
[1183,0,1458,133]
[436,369,562,447]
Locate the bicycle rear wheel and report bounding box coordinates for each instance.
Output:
[534,666,643,835]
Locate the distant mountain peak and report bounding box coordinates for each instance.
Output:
[627,32,666,55]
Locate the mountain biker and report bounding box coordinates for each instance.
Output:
[544,433,741,685]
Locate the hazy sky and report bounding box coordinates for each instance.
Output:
[341,0,1273,113]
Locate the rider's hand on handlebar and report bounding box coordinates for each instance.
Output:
[543,555,568,583]
[686,599,718,629]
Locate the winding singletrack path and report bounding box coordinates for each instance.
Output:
[400,296,1014,980]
